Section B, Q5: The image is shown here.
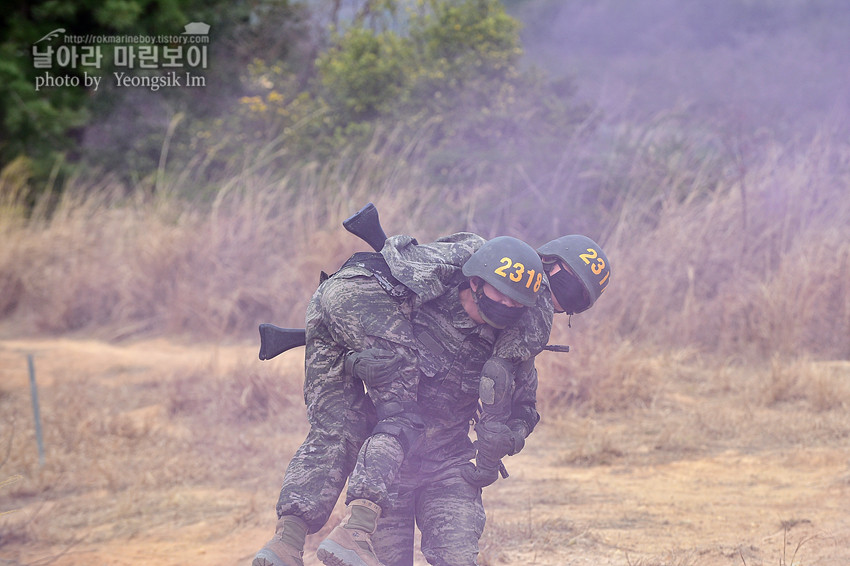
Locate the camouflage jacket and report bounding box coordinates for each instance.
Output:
[375,233,553,473]
[381,233,553,362]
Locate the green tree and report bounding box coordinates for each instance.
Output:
[307,0,592,181]
[318,26,412,122]
[0,0,317,191]
[178,0,592,226]
[1,0,190,179]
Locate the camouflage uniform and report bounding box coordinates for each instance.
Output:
[275,233,484,530]
[344,235,551,509]
[369,303,548,566]
[273,233,551,549]
[273,272,394,530]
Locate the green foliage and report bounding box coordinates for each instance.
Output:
[2,0,598,211]
[1,7,81,167]
[170,58,330,188]
[195,0,593,213]
[0,0,320,190]
[383,0,594,204]
[87,0,318,187]
[0,0,691,236]
[412,0,521,79]
[318,27,412,121]
[0,0,193,188]
[179,0,524,185]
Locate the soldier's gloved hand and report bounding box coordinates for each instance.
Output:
[343,348,404,387]
[506,419,529,456]
[460,461,500,488]
[475,421,521,459]
[461,421,515,488]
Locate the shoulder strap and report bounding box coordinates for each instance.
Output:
[337,252,409,298]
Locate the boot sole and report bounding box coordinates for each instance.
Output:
[252,549,302,566]
[316,540,374,566]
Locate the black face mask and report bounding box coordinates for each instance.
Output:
[474,287,526,329]
[549,269,590,314]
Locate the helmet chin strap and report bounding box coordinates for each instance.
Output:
[478,309,507,330]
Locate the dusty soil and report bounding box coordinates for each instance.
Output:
[1,338,849,566]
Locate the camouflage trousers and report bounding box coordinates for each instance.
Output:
[275,271,419,531]
[372,463,486,566]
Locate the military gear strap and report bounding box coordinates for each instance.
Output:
[371,400,424,455]
[338,252,408,298]
[372,418,424,455]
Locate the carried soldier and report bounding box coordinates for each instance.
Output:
[252,204,611,566]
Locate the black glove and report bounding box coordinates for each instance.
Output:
[343,348,404,387]
[475,421,521,459]
[506,419,529,456]
[460,461,500,488]
[461,421,516,488]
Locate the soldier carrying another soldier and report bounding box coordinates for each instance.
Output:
[253,210,610,566]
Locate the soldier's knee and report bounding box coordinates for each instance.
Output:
[421,545,480,566]
[373,401,424,455]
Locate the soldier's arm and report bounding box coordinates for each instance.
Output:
[478,291,553,426]
[506,357,541,451]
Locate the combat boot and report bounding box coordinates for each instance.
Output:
[316,499,384,566]
[252,515,307,566]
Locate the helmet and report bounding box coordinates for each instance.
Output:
[462,236,546,307]
[537,235,610,313]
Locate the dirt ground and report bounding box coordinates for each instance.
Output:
[1,337,849,566]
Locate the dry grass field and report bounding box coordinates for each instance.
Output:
[1,335,849,566]
[2,2,850,562]
[1,117,849,566]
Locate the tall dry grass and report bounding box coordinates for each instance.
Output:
[1,122,848,364]
[2,122,850,566]
[592,131,850,360]
[534,127,850,414]
[0,151,457,340]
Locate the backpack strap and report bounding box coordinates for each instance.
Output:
[336,252,409,299]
